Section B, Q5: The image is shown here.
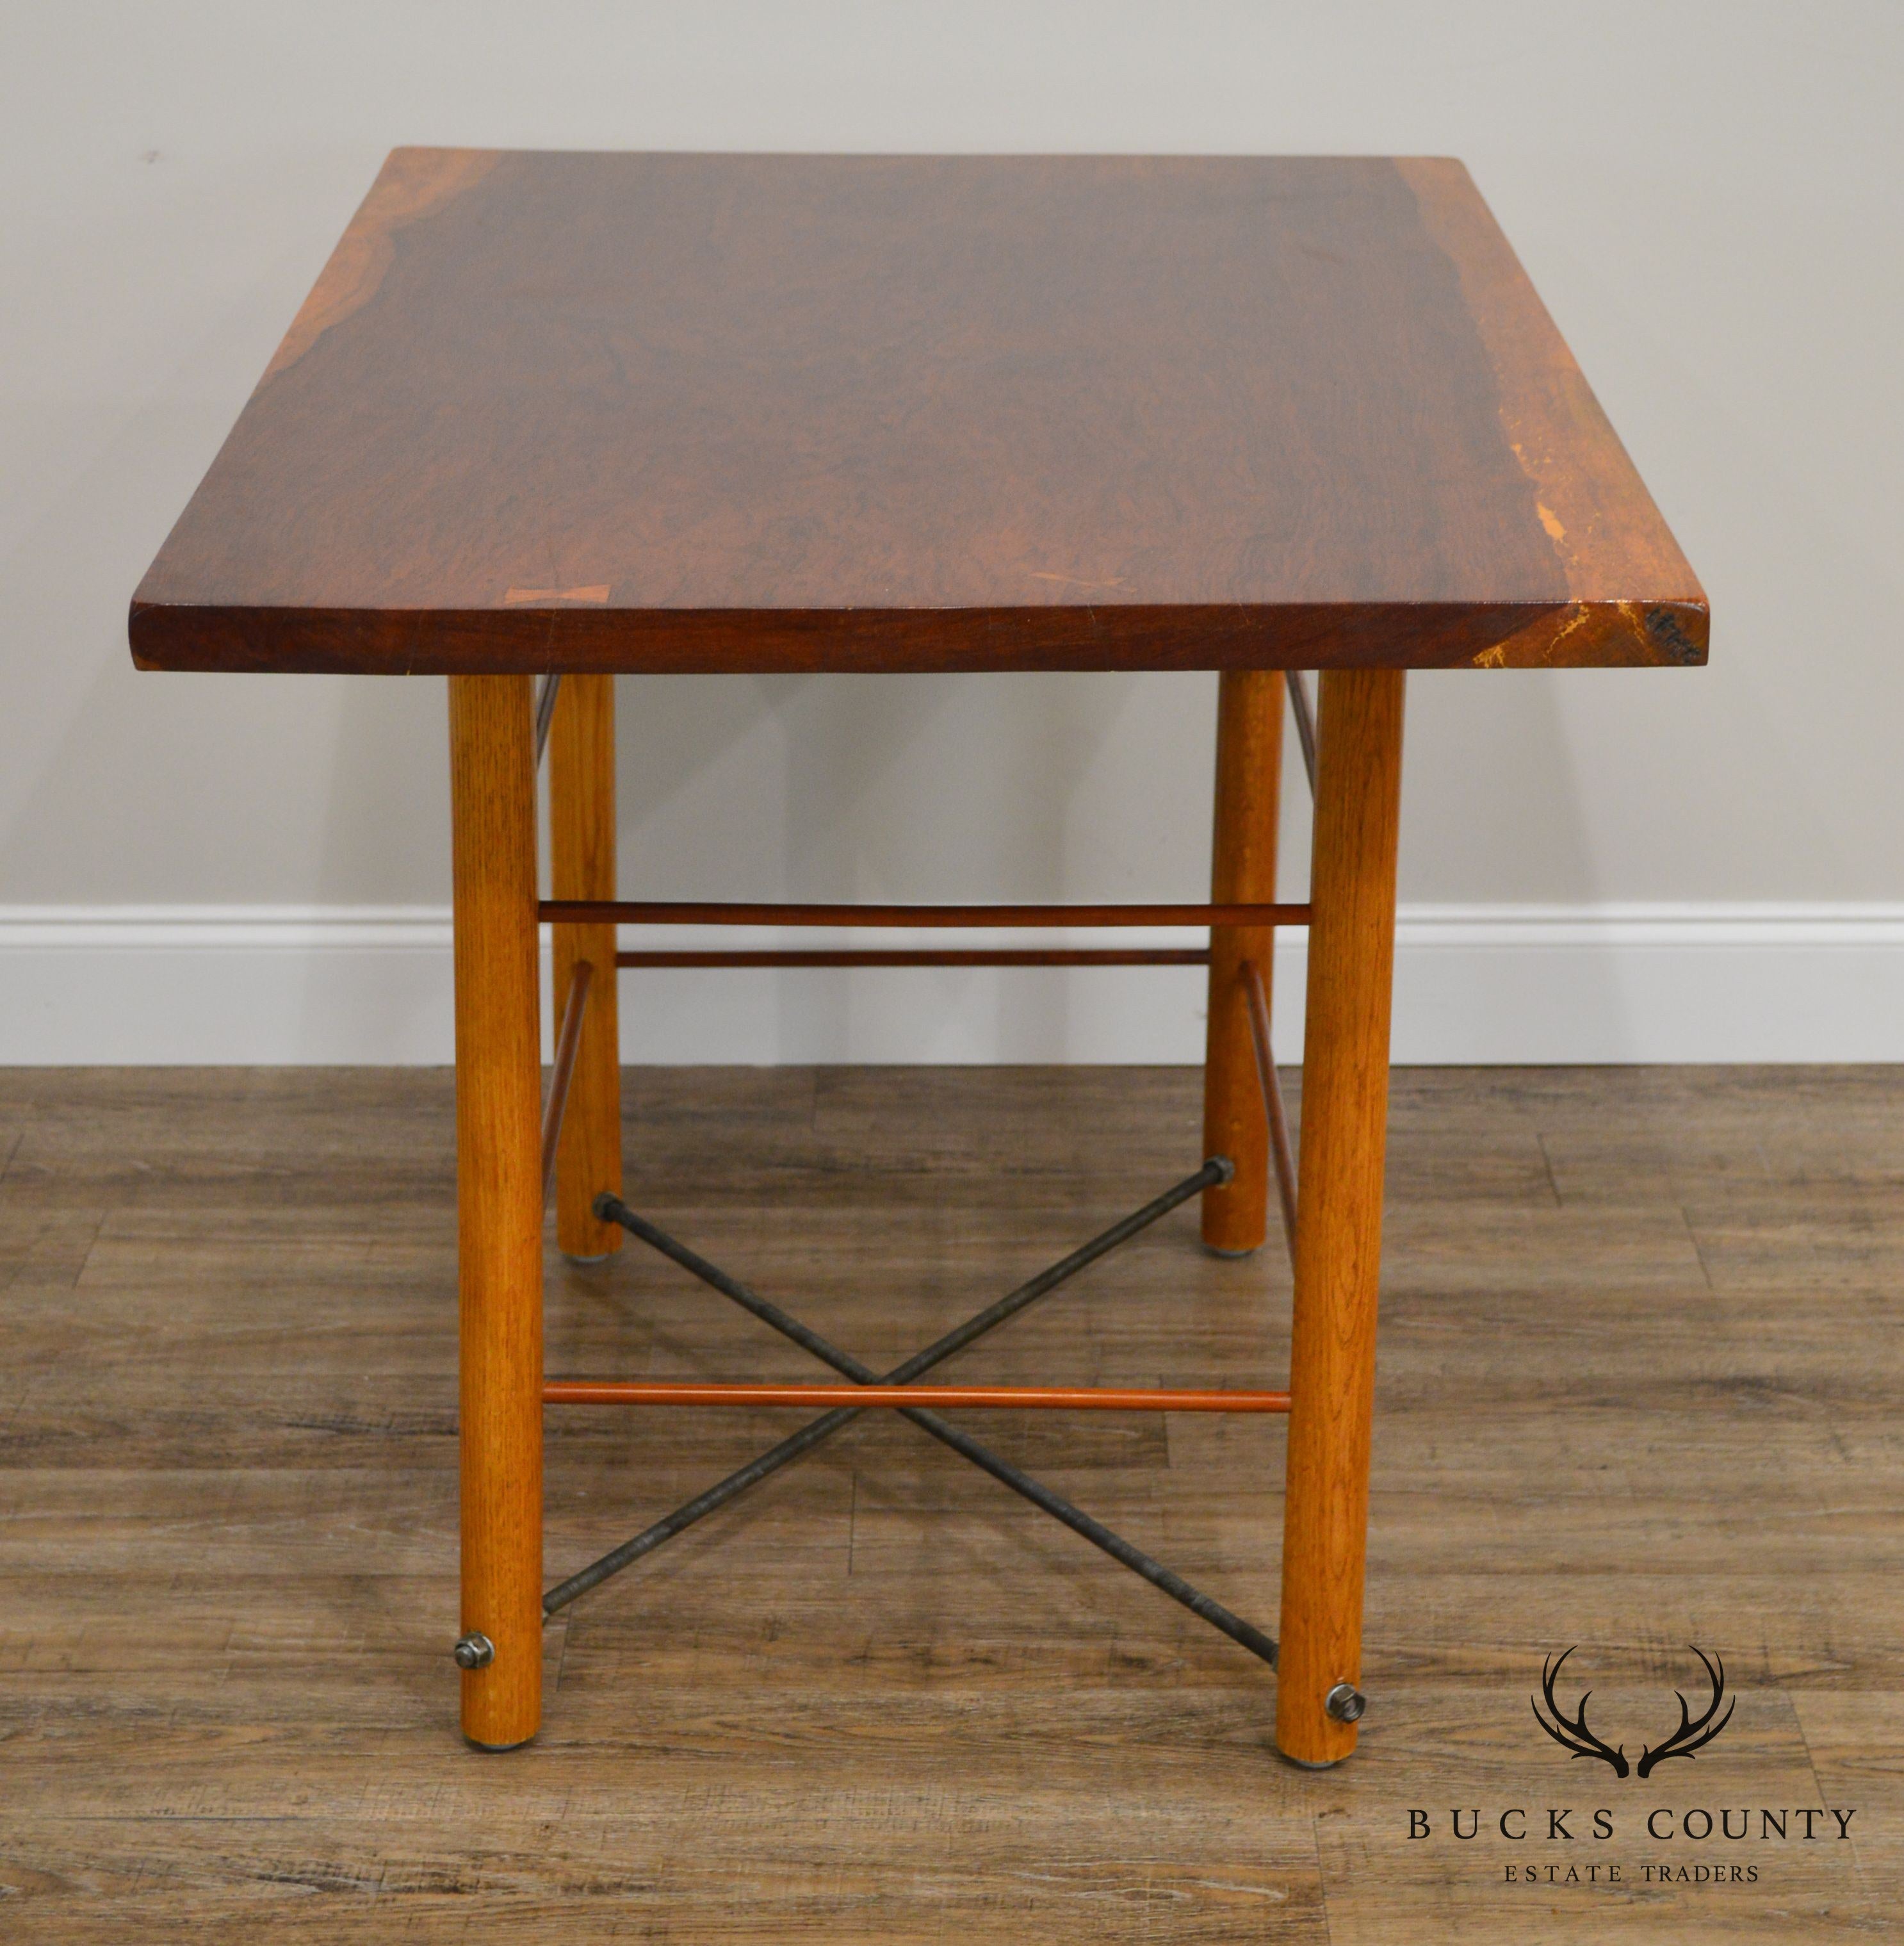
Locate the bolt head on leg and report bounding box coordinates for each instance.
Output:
[1325,1681,1367,1723]
[1197,1155,1260,1255]
[456,1633,538,1751]
[453,1632,495,1670]
[1280,1684,1368,1768]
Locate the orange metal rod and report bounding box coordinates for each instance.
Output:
[541,899,1311,928]
[543,1380,1290,1412]
[615,947,1210,969]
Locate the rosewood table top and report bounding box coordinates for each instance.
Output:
[131,150,1705,676]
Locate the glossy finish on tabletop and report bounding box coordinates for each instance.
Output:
[131,151,1706,676]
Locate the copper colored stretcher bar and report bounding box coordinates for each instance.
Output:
[616,947,1210,969]
[543,1380,1291,1411]
[542,899,1310,928]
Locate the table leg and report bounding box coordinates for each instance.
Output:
[1201,670,1285,1253]
[1275,668,1404,1766]
[548,673,624,1259]
[449,675,544,1750]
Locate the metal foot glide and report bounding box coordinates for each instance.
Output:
[541,1161,1284,1671]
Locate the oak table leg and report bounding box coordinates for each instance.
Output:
[1201,670,1285,1252]
[449,675,544,1750]
[548,673,624,1259]
[1275,668,1405,1767]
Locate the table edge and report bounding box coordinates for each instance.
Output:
[128,595,1709,675]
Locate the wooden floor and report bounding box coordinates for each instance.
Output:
[1,1065,1898,1941]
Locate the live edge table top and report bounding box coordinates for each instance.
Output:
[131,150,1706,676]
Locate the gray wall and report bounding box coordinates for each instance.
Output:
[3,3,1900,1061]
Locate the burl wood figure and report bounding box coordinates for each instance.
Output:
[133,151,1705,1766]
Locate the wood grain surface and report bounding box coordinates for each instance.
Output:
[547,673,623,1262]
[2,1063,1895,1940]
[448,676,543,1747]
[130,151,1706,675]
[1201,670,1285,1253]
[1276,670,1406,1764]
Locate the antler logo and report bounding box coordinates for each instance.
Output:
[1532,1646,1734,1779]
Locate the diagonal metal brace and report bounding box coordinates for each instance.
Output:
[533,672,562,765]
[1239,957,1299,1264]
[1285,670,1317,794]
[544,1163,1220,1610]
[540,960,592,1203]
[546,1166,1280,1671]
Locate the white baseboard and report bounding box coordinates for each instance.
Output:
[1,904,1900,1065]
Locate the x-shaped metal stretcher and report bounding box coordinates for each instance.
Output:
[541,1161,1287,1667]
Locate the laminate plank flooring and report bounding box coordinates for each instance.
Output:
[1,1065,1897,1940]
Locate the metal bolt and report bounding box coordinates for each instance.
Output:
[453,1632,495,1670]
[1324,1681,1367,1723]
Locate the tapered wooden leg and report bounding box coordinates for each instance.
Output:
[1275,667,1404,1767]
[1201,670,1285,1252]
[548,673,623,1259]
[450,675,544,1750]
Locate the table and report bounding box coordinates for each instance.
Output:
[132,151,1706,1765]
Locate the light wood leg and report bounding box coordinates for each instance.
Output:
[450,674,544,1750]
[1201,670,1285,1252]
[549,673,624,1259]
[1274,667,1404,1767]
